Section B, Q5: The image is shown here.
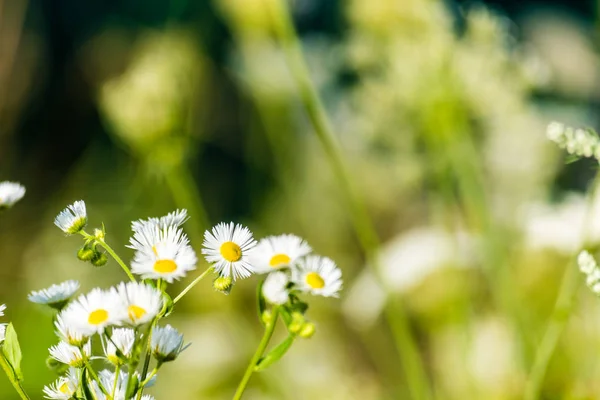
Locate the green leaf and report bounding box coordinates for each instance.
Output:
[564,154,581,164]
[2,323,23,380]
[255,335,296,371]
[257,279,266,325]
[81,368,95,400]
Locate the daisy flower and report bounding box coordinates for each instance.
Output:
[130,226,197,283]
[151,324,187,363]
[28,280,80,310]
[54,200,87,235]
[0,181,25,209]
[59,288,122,336]
[91,369,128,400]
[202,222,257,280]
[43,368,78,399]
[49,341,91,368]
[262,272,290,305]
[54,314,88,347]
[116,282,163,325]
[131,209,189,233]
[251,234,312,273]
[103,328,135,366]
[292,256,343,298]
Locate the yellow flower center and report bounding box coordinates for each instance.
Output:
[305,272,325,289]
[128,305,147,321]
[154,259,177,273]
[220,241,242,262]
[59,382,70,394]
[88,309,109,325]
[269,253,291,267]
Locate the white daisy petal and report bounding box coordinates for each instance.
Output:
[130,226,197,283]
[58,288,122,336]
[292,255,343,298]
[54,313,88,347]
[103,328,135,366]
[202,222,257,280]
[54,200,87,235]
[43,368,79,399]
[151,324,187,362]
[262,272,290,305]
[49,341,91,368]
[116,282,163,326]
[0,304,6,317]
[28,280,80,309]
[250,234,312,274]
[0,182,25,208]
[0,324,6,343]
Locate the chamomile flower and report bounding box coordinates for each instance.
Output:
[91,369,128,400]
[116,282,163,325]
[262,272,290,305]
[0,181,25,209]
[49,341,91,368]
[251,234,312,273]
[202,222,257,280]
[59,288,122,336]
[54,200,87,235]
[43,368,78,399]
[0,324,6,343]
[151,324,187,363]
[103,328,135,366]
[130,226,197,283]
[292,256,343,298]
[54,314,88,347]
[28,280,80,310]
[131,209,189,233]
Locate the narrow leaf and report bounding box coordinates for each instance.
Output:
[255,335,295,371]
[2,323,22,380]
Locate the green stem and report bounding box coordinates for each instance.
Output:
[85,360,110,397]
[111,365,120,399]
[140,367,159,387]
[233,307,280,400]
[96,239,136,282]
[0,353,30,400]
[173,267,213,303]
[266,2,431,399]
[136,319,158,400]
[525,172,600,400]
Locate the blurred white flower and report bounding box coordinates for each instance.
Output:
[0,181,25,208]
[292,256,342,298]
[251,234,311,274]
[262,272,290,305]
[28,280,79,309]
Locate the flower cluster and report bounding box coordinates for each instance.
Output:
[547,121,600,161]
[0,198,342,399]
[0,181,25,210]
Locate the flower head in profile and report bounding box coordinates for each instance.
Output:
[54,200,87,235]
[49,341,91,368]
[130,226,197,283]
[292,256,343,298]
[151,324,188,363]
[28,280,80,310]
[91,369,129,400]
[54,314,88,347]
[103,328,135,366]
[262,272,290,305]
[251,234,312,274]
[202,222,257,280]
[43,367,79,400]
[0,182,25,209]
[59,288,122,336]
[116,282,163,325]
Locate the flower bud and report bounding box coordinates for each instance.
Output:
[261,310,273,325]
[298,322,316,339]
[91,252,108,267]
[213,276,233,294]
[93,228,105,241]
[288,312,305,334]
[77,247,96,261]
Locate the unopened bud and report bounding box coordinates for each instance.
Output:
[298,322,316,338]
[77,247,95,261]
[93,228,105,241]
[261,310,273,325]
[213,276,233,294]
[91,252,108,267]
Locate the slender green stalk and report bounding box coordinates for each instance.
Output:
[96,238,136,282]
[140,367,159,387]
[266,2,431,399]
[173,267,213,303]
[0,353,30,400]
[136,319,158,400]
[85,360,110,397]
[111,365,121,399]
[233,307,280,400]
[525,172,600,400]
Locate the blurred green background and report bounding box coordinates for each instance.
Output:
[1,0,599,398]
